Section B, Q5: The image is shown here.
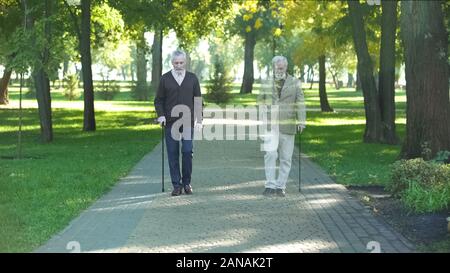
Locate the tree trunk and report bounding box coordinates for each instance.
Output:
[348,0,383,143]
[130,57,135,82]
[80,0,95,131]
[300,65,305,82]
[33,70,53,142]
[121,65,127,81]
[136,31,147,87]
[0,69,12,105]
[151,28,162,93]
[240,31,256,94]
[379,0,399,144]
[308,65,314,89]
[319,55,333,112]
[328,67,340,90]
[355,71,361,91]
[33,0,53,142]
[135,29,148,101]
[400,1,450,158]
[185,52,192,72]
[347,73,354,88]
[63,59,69,78]
[62,59,68,88]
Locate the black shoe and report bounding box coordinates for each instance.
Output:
[263,188,275,196]
[171,187,182,196]
[275,189,286,197]
[183,184,193,195]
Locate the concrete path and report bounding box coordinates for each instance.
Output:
[36,116,414,253]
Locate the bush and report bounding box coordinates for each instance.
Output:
[63,74,80,100]
[204,55,232,105]
[433,150,450,164]
[97,80,120,101]
[388,158,450,213]
[402,182,449,213]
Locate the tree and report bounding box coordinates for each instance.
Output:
[151,28,162,93]
[0,66,12,104]
[0,0,21,105]
[133,26,149,100]
[400,1,450,158]
[348,0,382,143]
[284,1,344,112]
[205,55,232,105]
[378,0,399,144]
[229,1,281,94]
[64,0,95,131]
[31,0,54,142]
[318,54,333,112]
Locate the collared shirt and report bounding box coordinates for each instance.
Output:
[171,69,186,86]
[275,78,285,98]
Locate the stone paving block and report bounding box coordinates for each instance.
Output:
[35,120,414,253]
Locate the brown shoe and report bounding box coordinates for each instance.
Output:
[183,185,193,195]
[171,187,182,196]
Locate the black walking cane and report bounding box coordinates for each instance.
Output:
[155,118,165,192]
[161,123,165,193]
[298,127,302,192]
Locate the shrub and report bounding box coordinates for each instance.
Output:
[204,55,232,105]
[402,182,449,213]
[433,150,450,164]
[388,158,450,213]
[63,74,80,100]
[97,80,120,101]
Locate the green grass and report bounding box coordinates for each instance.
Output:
[0,107,160,252]
[0,80,409,251]
[303,88,406,110]
[417,237,450,253]
[297,111,406,186]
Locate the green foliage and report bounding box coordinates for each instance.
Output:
[388,159,448,196]
[96,80,120,101]
[228,0,282,42]
[205,56,232,105]
[432,150,450,164]
[63,74,80,101]
[91,3,127,49]
[388,158,450,213]
[0,108,160,252]
[402,182,449,213]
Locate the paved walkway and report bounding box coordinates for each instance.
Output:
[36,116,414,253]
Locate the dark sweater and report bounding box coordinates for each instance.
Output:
[154,71,202,126]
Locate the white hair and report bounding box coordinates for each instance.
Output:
[171,50,187,61]
[272,56,288,67]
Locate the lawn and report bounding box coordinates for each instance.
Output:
[299,111,406,186]
[0,104,160,252]
[1,80,409,252]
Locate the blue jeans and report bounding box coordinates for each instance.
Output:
[165,124,193,188]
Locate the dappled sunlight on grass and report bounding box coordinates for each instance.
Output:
[1,99,154,112]
[0,106,161,252]
[299,111,405,186]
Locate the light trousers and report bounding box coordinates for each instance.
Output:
[263,130,295,190]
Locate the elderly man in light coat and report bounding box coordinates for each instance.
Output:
[258,56,306,197]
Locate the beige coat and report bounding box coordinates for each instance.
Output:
[258,75,306,135]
